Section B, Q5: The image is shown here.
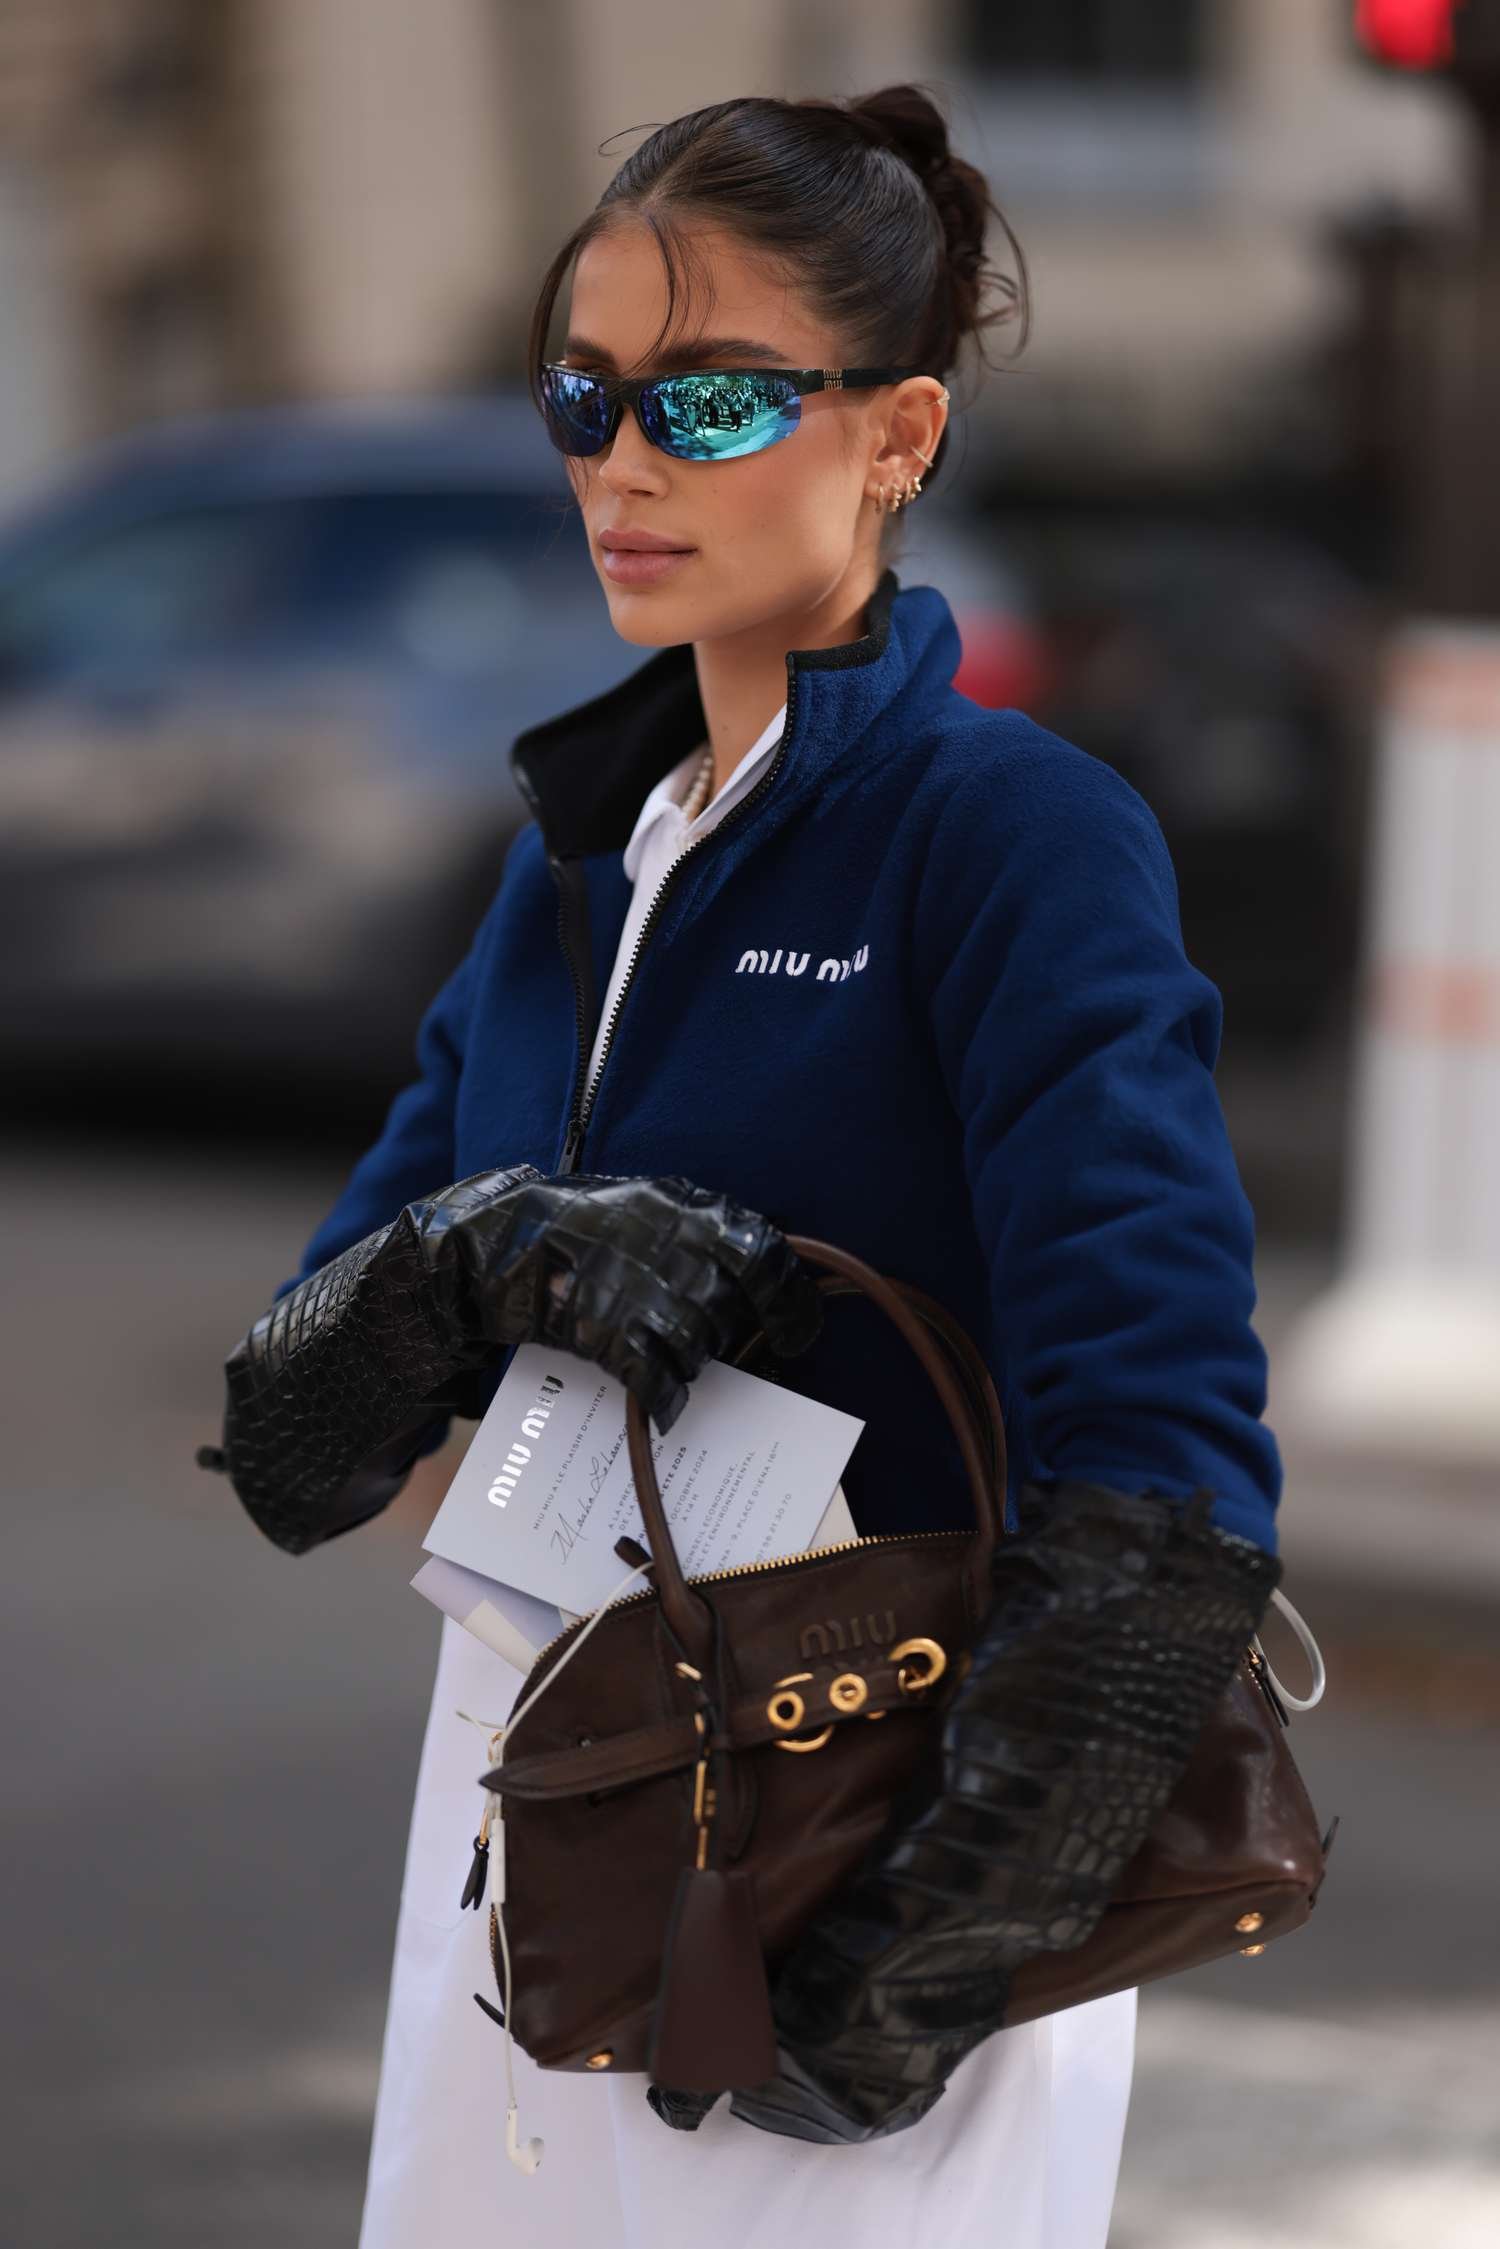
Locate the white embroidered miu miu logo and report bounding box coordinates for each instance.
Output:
[736,944,868,982]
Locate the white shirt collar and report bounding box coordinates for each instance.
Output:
[622,701,787,882]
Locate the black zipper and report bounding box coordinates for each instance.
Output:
[552,667,802,1175]
[552,859,593,1172]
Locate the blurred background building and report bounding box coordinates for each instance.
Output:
[3,6,1497,2247]
[0,0,1473,462]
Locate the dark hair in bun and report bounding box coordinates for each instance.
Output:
[811,86,1024,381]
[526,84,1029,492]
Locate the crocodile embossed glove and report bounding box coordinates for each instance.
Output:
[683,1480,1281,2144]
[197,1167,825,1558]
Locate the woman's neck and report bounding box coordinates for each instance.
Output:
[691,566,879,797]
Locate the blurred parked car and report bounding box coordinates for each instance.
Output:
[0,396,641,1112]
[0,396,1039,1121]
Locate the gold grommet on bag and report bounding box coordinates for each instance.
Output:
[891,1637,947,1693]
[1235,1911,1264,1934]
[586,2050,614,2069]
[768,1672,834,1751]
[829,1672,868,1714]
[767,1673,812,1732]
[1239,1945,1266,1958]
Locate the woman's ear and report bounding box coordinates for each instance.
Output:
[865,378,947,503]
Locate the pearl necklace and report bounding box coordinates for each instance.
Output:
[678,743,716,823]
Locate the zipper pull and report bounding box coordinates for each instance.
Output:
[460,1831,489,1912]
[559,1116,585,1175]
[460,1793,496,1911]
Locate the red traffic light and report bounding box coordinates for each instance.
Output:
[1355,0,1463,67]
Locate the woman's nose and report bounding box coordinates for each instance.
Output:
[597,404,671,497]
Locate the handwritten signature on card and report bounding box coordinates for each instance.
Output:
[549,1502,590,1567]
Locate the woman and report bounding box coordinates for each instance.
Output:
[201,86,1283,2246]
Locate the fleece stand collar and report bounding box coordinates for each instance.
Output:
[509,567,901,860]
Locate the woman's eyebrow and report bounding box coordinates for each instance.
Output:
[562,334,794,369]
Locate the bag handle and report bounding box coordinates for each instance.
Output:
[624,1236,1006,1656]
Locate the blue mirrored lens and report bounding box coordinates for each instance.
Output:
[540,367,611,456]
[642,372,800,461]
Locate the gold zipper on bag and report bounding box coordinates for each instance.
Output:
[528,1526,974,1671]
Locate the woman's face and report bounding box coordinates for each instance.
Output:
[557,217,928,650]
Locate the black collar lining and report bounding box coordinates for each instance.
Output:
[510,569,898,859]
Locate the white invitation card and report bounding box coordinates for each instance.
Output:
[421,1341,864,1617]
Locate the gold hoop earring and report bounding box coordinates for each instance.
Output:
[872,474,920,516]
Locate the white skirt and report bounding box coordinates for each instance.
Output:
[357,1616,1139,2249]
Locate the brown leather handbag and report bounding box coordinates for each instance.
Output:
[480,1237,1333,2081]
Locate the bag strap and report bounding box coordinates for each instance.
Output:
[484,1650,930,1802]
[623,1237,1006,1657]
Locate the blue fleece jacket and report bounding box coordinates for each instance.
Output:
[276,569,1282,1555]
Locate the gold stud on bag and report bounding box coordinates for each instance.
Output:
[477,1237,1334,2086]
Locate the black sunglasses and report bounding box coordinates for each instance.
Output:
[538,361,927,463]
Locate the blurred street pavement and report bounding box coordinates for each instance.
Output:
[2,1128,1496,2248]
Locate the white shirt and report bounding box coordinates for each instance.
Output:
[584,700,788,1090]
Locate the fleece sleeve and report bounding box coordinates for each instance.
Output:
[916,733,1282,1554]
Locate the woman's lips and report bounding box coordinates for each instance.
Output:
[600,543,697,586]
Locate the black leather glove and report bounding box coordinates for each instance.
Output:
[196,1166,824,1558]
[648,1478,1281,2141]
